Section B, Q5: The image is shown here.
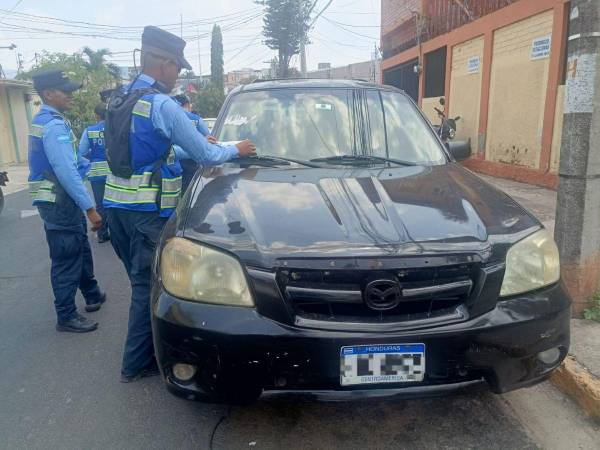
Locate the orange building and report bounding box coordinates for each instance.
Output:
[381,0,570,189]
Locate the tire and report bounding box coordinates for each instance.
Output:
[0,187,4,215]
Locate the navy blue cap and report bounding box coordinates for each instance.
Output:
[142,26,192,70]
[32,70,82,93]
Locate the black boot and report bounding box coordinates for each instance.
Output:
[85,292,107,313]
[120,361,160,383]
[56,313,98,333]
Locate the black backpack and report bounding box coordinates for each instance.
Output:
[105,87,158,179]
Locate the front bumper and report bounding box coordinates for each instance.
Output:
[151,283,570,402]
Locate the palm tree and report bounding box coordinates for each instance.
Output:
[82,47,120,81]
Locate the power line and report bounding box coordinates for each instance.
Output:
[0,0,24,23]
[321,16,379,40]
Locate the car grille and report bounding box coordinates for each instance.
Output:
[277,262,480,327]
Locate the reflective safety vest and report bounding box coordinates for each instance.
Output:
[85,121,109,181]
[28,108,82,205]
[104,93,182,218]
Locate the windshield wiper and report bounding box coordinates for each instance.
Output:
[239,155,320,168]
[309,154,416,166]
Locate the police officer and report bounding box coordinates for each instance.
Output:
[79,103,110,243]
[28,70,106,333]
[103,26,256,382]
[172,94,216,191]
[172,94,214,139]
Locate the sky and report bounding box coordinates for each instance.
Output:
[0,0,381,78]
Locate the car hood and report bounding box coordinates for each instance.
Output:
[183,163,539,269]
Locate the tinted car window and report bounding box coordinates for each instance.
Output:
[380,91,446,165]
[218,89,353,160]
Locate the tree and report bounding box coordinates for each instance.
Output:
[82,47,121,81]
[18,49,121,135]
[211,25,224,90]
[191,84,225,118]
[256,0,312,78]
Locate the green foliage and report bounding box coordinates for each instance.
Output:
[191,83,225,118]
[18,49,121,136]
[256,0,312,77]
[584,292,600,322]
[211,25,224,89]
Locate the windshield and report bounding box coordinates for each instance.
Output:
[217,88,447,165]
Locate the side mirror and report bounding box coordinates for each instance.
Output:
[454,116,461,121]
[447,140,471,161]
[439,97,445,106]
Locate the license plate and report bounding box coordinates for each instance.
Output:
[340,344,425,386]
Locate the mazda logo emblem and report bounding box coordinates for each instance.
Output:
[364,279,402,311]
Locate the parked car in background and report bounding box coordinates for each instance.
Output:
[152,79,570,404]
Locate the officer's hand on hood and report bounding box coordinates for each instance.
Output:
[236,140,257,157]
[207,135,218,144]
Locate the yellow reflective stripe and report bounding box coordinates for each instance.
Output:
[29,124,44,138]
[88,131,101,138]
[105,184,158,194]
[160,195,179,208]
[105,172,159,204]
[89,161,110,177]
[106,172,154,189]
[29,179,56,202]
[104,187,158,203]
[161,176,182,193]
[132,100,152,118]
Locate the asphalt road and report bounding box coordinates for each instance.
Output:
[0,189,596,450]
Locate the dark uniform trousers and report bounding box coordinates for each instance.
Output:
[37,195,103,323]
[108,208,166,376]
[90,180,110,240]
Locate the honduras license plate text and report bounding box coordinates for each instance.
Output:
[340,344,425,386]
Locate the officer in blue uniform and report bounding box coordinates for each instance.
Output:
[79,103,110,243]
[28,70,106,333]
[172,94,217,191]
[103,26,256,382]
[172,94,213,138]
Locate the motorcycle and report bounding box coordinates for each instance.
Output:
[433,97,471,161]
[0,171,8,215]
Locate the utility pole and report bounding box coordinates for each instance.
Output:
[16,52,23,74]
[197,27,202,85]
[555,0,600,315]
[301,0,334,77]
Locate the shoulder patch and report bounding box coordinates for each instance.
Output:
[133,99,152,118]
[29,124,44,138]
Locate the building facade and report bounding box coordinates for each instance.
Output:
[381,0,570,188]
[0,79,39,165]
[307,60,381,83]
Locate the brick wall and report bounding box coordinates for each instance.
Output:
[381,0,421,35]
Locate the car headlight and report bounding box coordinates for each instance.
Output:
[500,229,560,297]
[160,237,254,307]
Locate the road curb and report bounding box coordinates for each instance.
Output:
[550,355,600,420]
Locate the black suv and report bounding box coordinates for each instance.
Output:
[152,79,570,403]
